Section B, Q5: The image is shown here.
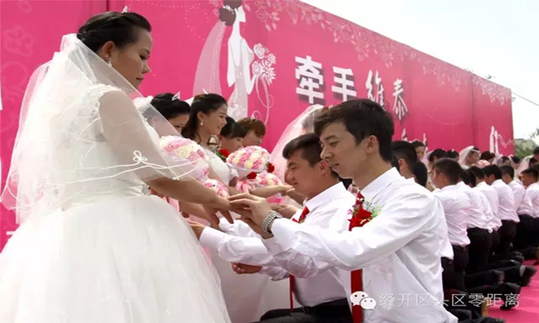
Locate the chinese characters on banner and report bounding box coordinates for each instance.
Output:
[372,293,517,309]
[296,56,408,121]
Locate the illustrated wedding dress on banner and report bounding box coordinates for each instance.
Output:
[0,34,230,323]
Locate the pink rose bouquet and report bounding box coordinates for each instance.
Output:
[159,136,210,182]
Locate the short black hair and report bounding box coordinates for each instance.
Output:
[314,99,394,162]
[533,147,539,155]
[220,117,247,139]
[413,162,428,187]
[500,165,514,178]
[483,165,502,180]
[480,151,496,161]
[77,11,152,52]
[428,148,447,163]
[521,167,539,180]
[511,155,521,164]
[150,93,190,120]
[468,166,485,181]
[463,170,476,187]
[446,149,459,159]
[434,158,462,184]
[411,140,425,149]
[282,133,323,167]
[392,141,418,166]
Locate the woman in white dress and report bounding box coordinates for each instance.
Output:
[0,11,232,323]
[182,96,290,322]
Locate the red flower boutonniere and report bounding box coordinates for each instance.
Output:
[348,198,374,229]
[246,172,257,180]
[216,149,230,162]
[266,162,275,173]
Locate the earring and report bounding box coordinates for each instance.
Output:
[200,121,204,126]
[106,57,112,67]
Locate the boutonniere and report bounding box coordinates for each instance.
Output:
[348,197,380,228]
[266,162,275,173]
[216,149,230,162]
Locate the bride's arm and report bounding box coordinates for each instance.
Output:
[98,90,232,223]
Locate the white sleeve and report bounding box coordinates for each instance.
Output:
[199,227,278,266]
[266,192,437,276]
[97,90,194,182]
[259,266,290,281]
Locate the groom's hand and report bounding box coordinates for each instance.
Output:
[228,193,272,226]
[232,262,262,275]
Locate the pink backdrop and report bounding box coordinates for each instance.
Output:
[0,0,514,249]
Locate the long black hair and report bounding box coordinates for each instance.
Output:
[150,93,190,120]
[181,93,227,143]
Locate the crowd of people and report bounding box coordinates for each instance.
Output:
[1,9,538,323]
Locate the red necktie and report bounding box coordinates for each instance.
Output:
[350,192,365,323]
[289,206,309,312]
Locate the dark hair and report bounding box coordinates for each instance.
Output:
[283,133,322,167]
[521,167,539,180]
[314,99,394,162]
[532,164,539,173]
[221,117,247,139]
[237,118,266,137]
[500,165,514,179]
[533,147,539,155]
[500,156,510,164]
[531,157,537,166]
[461,170,473,186]
[483,165,502,180]
[511,155,521,164]
[149,93,190,120]
[77,11,152,52]
[468,166,485,181]
[413,162,428,187]
[481,151,494,161]
[392,141,418,167]
[411,140,425,149]
[181,93,227,142]
[428,148,447,163]
[219,0,243,26]
[446,149,459,159]
[434,158,462,184]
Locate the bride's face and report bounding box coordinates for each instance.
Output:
[107,30,153,89]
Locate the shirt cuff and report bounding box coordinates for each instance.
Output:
[262,218,300,254]
[199,227,228,249]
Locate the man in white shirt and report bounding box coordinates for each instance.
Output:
[230,100,457,323]
[521,168,539,249]
[483,165,518,256]
[458,170,493,274]
[501,165,534,250]
[192,133,356,323]
[430,158,471,291]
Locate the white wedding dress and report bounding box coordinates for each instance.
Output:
[199,148,290,323]
[0,85,231,323]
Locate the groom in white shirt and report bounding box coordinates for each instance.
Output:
[230,99,457,323]
[191,133,355,322]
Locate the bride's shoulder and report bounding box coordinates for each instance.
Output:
[87,84,125,101]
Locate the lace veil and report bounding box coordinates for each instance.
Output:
[1,34,205,223]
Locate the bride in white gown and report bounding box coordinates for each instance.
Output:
[0,11,232,323]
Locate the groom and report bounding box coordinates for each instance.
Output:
[230,99,457,323]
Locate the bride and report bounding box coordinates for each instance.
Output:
[0,11,232,323]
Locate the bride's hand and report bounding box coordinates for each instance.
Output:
[204,196,234,226]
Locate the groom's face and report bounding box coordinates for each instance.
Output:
[319,122,366,179]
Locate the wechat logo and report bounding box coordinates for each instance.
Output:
[350,291,377,310]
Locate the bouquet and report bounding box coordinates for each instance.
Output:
[254,172,284,204]
[203,179,229,198]
[159,136,210,182]
[226,146,271,178]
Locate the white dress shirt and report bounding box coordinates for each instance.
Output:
[433,185,471,246]
[456,182,490,230]
[526,183,539,218]
[508,181,533,216]
[263,168,457,323]
[491,179,519,222]
[474,182,502,230]
[200,183,356,307]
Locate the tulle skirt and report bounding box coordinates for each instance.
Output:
[0,195,231,323]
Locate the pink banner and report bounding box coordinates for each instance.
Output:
[0,0,513,249]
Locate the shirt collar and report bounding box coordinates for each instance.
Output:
[441,184,459,192]
[529,182,539,189]
[305,182,348,212]
[360,167,401,201]
[493,179,504,185]
[457,181,467,188]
